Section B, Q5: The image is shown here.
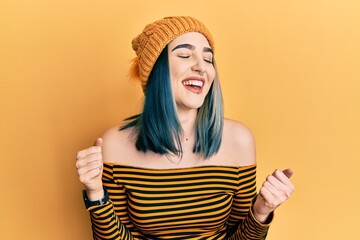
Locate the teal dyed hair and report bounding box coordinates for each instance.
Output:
[121,46,223,159]
[194,64,223,158]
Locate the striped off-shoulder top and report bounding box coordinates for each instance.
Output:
[86,162,272,240]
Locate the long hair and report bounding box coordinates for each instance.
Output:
[121,46,224,159]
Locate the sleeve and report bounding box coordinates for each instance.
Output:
[226,166,273,240]
[86,164,143,240]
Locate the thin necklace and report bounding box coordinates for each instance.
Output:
[183,127,196,142]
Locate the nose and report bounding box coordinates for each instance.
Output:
[191,55,206,75]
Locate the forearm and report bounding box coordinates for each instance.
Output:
[252,207,273,224]
[84,188,135,240]
[228,207,272,240]
[228,194,273,240]
[88,201,134,240]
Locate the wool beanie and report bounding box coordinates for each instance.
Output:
[129,16,214,92]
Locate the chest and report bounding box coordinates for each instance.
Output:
[114,167,240,236]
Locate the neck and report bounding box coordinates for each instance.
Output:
[177,108,197,140]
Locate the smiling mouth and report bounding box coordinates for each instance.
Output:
[182,79,204,94]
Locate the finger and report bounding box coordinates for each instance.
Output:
[259,187,276,208]
[266,174,294,198]
[76,146,102,159]
[263,181,281,196]
[266,174,283,189]
[283,168,293,178]
[94,138,103,147]
[274,169,295,192]
[77,159,103,175]
[265,176,292,200]
[76,152,102,168]
[262,179,290,206]
[273,169,293,185]
[79,168,102,184]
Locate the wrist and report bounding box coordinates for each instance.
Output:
[83,188,109,209]
[252,207,272,224]
[252,195,274,224]
[86,188,105,201]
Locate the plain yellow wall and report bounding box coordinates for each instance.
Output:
[1,0,359,239]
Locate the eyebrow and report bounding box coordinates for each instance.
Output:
[171,43,213,54]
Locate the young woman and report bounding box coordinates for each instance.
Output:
[76,16,294,239]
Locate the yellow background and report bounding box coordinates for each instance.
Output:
[1,0,359,239]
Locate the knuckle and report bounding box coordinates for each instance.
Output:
[79,176,86,183]
[75,159,84,168]
[279,195,286,202]
[77,168,85,176]
[76,154,82,160]
[284,190,291,198]
[286,185,294,194]
[288,187,294,195]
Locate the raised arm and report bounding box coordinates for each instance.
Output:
[76,138,139,239]
[253,169,294,223]
[223,120,294,239]
[227,166,272,240]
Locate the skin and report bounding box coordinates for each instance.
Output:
[76,32,295,224]
[168,33,215,114]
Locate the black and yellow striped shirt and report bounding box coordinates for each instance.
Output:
[87,163,271,239]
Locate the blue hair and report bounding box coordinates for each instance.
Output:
[121,47,223,159]
[194,65,223,158]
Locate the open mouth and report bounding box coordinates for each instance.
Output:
[182,79,204,94]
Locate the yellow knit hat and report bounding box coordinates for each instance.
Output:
[130,16,215,92]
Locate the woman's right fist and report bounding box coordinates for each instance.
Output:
[76,138,104,200]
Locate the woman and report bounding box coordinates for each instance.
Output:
[76,16,294,239]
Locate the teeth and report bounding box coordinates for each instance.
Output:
[183,80,204,87]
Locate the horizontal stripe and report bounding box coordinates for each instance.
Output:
[87,162,270,239]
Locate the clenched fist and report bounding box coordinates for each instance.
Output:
[253,169,295,223]
[76,138,104,201]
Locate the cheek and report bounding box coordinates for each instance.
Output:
[169,61,183,81]
[208,67,216,81]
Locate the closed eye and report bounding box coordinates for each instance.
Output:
[178,55,212,63]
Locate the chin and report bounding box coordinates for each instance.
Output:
[176,94,207,110]
[186,100,206,110]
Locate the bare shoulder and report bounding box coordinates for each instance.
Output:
[223,119,255,147]
[221,119,256,166]
[101,125,137,164]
